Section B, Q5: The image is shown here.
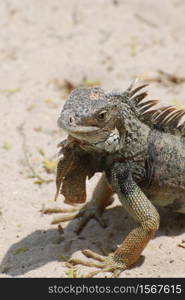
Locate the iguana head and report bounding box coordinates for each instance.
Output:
[58,87,123,146]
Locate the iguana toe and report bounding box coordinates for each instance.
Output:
[68,249,126,278]
[41,202,107,231]
[41,203,82,224]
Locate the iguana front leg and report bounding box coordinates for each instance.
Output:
[42,173,113,232]
[110,165,160,269]
[69,163,160,277]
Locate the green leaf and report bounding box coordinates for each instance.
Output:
[43,158,57,174]
[0,88,20,94]
[13,247,29,255]
[83,80,101,87]
[171,98,183,109]
[16,224,23,228]
[44,98,54,104]
[58,255,68,261]
[3,142,12,150]
[67,268,75,278]
[34,179,44,185]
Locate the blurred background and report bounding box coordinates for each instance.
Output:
[1,0,185,278]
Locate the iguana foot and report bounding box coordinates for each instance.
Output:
[68,249,126,278]
[42,202,107,233]
[74,202,107,233]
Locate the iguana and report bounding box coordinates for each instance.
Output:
[43,81,185,277]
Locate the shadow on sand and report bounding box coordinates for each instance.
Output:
[0,204,185,276]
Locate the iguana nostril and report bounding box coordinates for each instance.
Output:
[69,117,74,124]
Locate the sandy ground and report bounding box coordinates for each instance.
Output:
[0,0,185,278]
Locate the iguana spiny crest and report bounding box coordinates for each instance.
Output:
[58,80,185,152]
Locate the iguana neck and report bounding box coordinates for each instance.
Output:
[119,116,150,159]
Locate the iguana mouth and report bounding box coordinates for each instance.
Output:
[58,116,99,134]
[62,124,100,134]
[58,119,102,143]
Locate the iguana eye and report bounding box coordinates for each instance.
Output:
[98,110,107,120]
